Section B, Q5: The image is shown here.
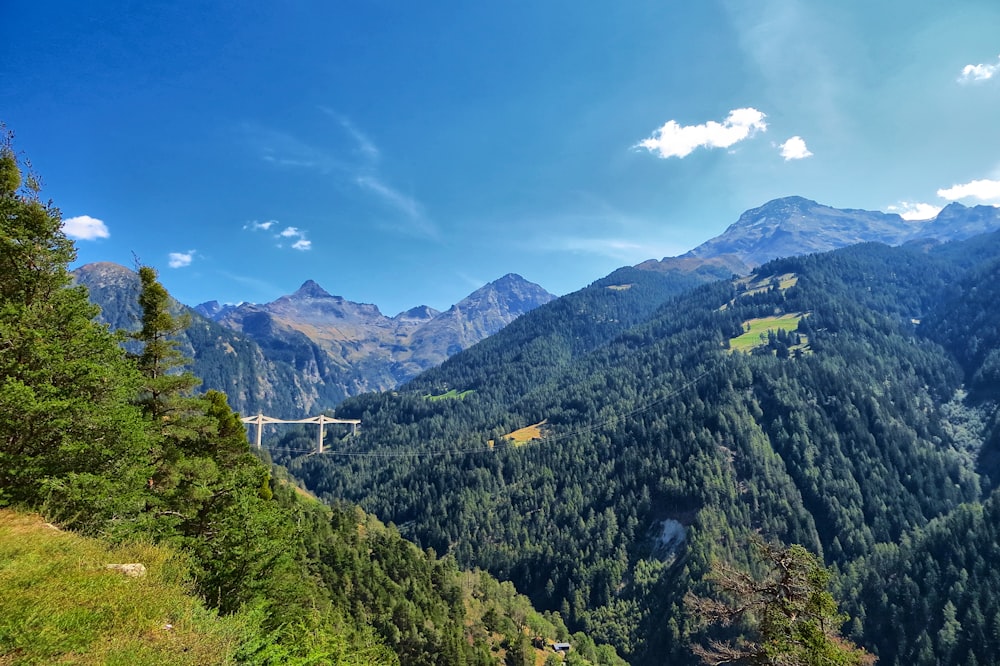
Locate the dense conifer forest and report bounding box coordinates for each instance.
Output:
[0,132,625,664]
[278,233,1000,664]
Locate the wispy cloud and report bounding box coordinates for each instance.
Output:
[456,272,487,292]
[356,176,422,218]
[62,214,110,240]
[321,108,380,162]
[545,236,687,263]
[242,124,346,174]
[958,55,1000,84]
[215,269,281,298]
[887,202,942,221]
[505,194,685,263]
[937,178,1000,203]
[243,220,276,231]
[635,108,768,159]
[168,250,196,268]
[779,136,813,161]
[245,114,437,240]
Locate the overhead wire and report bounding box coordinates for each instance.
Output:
[255,366,715,459]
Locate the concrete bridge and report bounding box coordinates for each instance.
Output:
[240,413,361,453]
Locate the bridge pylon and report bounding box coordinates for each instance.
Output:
[240,413,362,454]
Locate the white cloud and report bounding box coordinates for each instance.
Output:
[958,55,1000,83]
[62,215,110,240]
[168,250,196,268]
[937,178,1000,202]
[245,219,314,249]
[276,226,312,250]
[636,108,767,159]
[887,202,942,221]
[243,220,276,231]
[779,136,813,160]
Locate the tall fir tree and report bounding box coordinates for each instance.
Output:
[0,127,150,531]
[129,264,295,612]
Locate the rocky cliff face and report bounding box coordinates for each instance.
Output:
[200,273,555,392]
[76,263,555,414]
[72,262,339,418]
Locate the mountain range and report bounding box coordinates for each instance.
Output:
[285,215,1000,665]
[71,194,1000,664]
[637,196,1000,275]
[74,263,554,417]
[74,196,1000,422]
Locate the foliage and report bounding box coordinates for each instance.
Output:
[2,130,627,664]
[686,537,873,665]
[0,127,151,530]
[282,240,1000,663]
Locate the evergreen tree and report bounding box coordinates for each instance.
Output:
[686,538,874,665]
[129,265,290,612]
[0,127,150,531]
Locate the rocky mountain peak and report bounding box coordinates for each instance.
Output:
[292,279,334,299]
[394,305,441,322]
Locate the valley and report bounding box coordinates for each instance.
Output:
[11,161,1000,664]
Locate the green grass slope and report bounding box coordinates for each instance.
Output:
[0,509,244,665]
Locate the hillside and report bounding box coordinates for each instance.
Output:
[73,262,341,417]
[1,142,626,666]
[0,509,245,665]
[283,231,1000,664]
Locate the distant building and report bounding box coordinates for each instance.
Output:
[553,642,571,652]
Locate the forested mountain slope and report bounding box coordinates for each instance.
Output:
[73,262,341,417]
[285,233,1000,664]
[2,138,626,665]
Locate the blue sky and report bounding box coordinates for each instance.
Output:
[3,1,1000,314]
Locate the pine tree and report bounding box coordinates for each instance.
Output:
[0,127,150,531]
[686,537,875,665]
[130,265,294,613]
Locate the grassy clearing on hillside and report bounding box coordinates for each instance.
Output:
[735,272,799,297]
[493,420,547,447]
[723,273,799,311]
[425,388,475,401]
[0,510,243,665]
[729,313,805,353]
